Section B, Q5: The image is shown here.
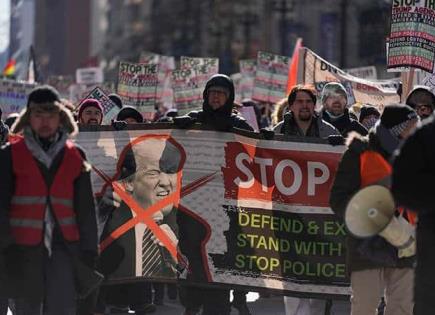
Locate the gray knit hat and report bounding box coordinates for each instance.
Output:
[321,82,348,105]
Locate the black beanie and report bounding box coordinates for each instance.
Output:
[116,106,144,123]
[108,94,123,109]
[359,105,380,123]
[380,104,418,137]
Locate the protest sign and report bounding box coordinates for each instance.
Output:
[252,51,290,104]
[239,59,256,100]
[181,56,219,74]
[117,62,159,118]
[301,48,400,110]
[231,73,243,103]
[76,67,104,85]
[0,79,36,117]
[171,64,218,115]
[140,52,175,109]
[76,126,350,298]
[81,87,120,124]
[387,1,435,72]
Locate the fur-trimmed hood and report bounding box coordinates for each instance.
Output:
[11,102,78,137]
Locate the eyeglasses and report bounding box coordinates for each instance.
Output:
[415,104,433,112]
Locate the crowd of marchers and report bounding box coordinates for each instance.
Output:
[0,74,434,315]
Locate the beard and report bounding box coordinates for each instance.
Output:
[298,111,312,121]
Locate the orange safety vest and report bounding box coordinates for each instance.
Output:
[10,137,82,245]
[360,150,417,225]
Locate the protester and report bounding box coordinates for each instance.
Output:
[330,104,418,315]
[405,85,435,120]
[320,82,368,137]
[273,84,340,139]
[0,108,9,145]
[78,99,104,125]
[116,106,144,124]
[392,112,435,315]
[0,85,99,314]
[273,84,346,315]
[108,93,124,109]
[359,105,381,130]
[174,74,253,315]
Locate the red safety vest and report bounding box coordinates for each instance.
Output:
[10,137,82,245]
[360,150,417,225]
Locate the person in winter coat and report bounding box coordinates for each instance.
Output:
[274,84,347,315]
[174,74,253,315]
[330,104,418,315]
[405,85,435,120]
[0,85,99,315]
[392,112,435,315]
[320,82,368,137]
[273,84,340,139]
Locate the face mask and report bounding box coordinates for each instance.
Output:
[362,116,378,130]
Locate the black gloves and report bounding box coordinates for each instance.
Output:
[327,135,345,146]
[173,116,196,129]
[112,120,128,131]
[260,128,275,140]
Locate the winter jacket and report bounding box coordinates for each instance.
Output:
[330,130,414,273]
[321,108,368,138]
[186,74,254,132]
[273,111,340,138]
[392,113,435,314]
[0,137,98,300]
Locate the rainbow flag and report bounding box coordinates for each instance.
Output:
[3,59,16,77]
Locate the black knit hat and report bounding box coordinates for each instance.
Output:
[116,106,144,123]
[380,104,418,137]
[108,93,123,109]
[359,105,380,123]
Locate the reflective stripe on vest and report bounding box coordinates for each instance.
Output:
[360,150,417,225]
[10,137,82,245]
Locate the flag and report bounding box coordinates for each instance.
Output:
[2,59,16,77]
[286,38,303,94]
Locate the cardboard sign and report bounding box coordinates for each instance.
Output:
[387,2,435,72]
[117,62,159,117]
[0,79,36,117]
[76,67,104,85]
[252,51,290,104]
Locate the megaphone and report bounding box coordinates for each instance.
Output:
[345,185,415,258]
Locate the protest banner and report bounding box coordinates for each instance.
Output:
[0,79,36,117]
[171,64,218,115]
[252,51,291,104]
[387,1,435,72]
[76,125,350,298]
[300,48,400,110]
[344,66,377,80]
[81,87,120,124]
[231,73,243,103]
[117,62,159,119]
[76,67,104,85]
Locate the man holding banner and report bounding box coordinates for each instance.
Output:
[175,74,253,315]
